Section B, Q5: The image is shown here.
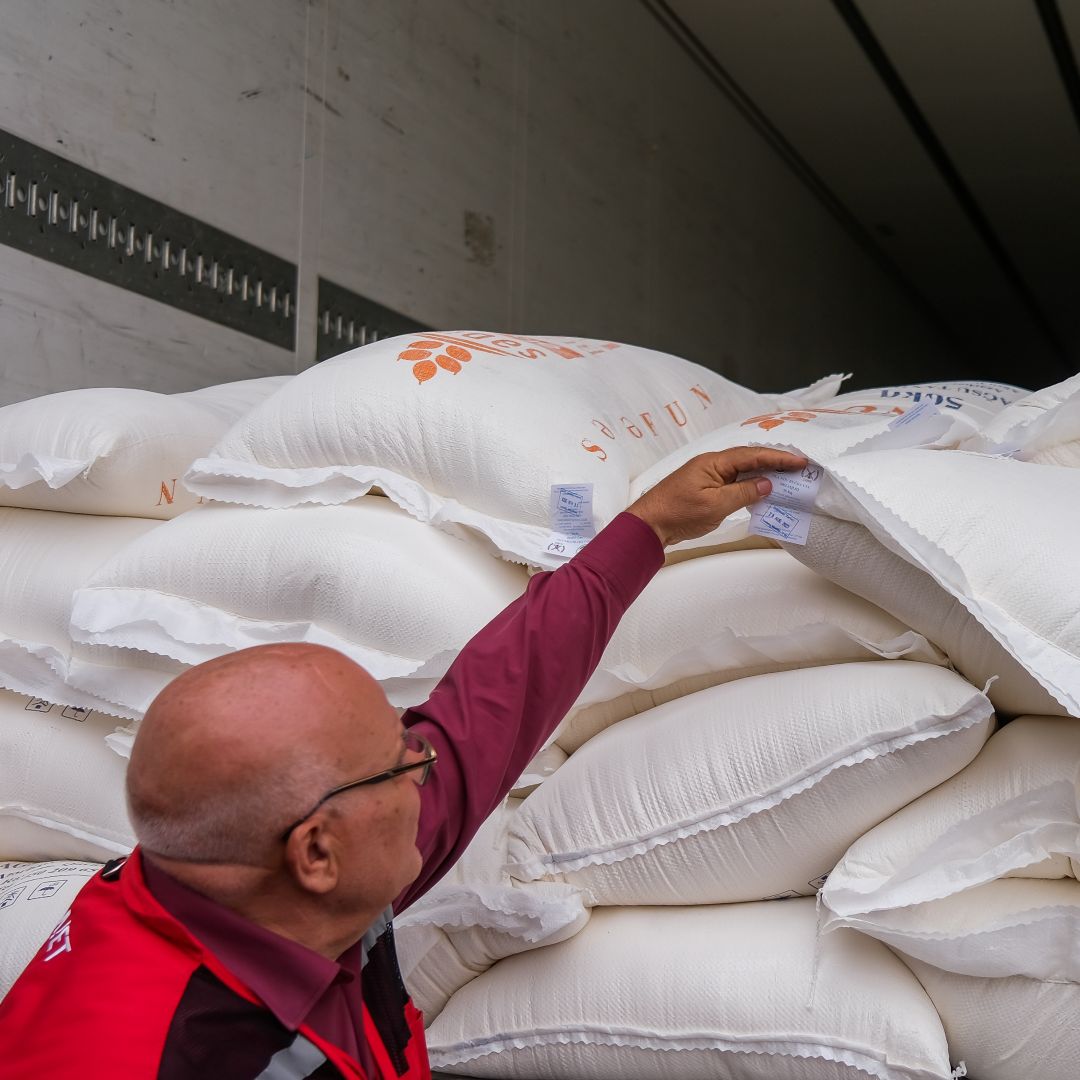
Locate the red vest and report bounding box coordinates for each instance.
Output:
[0,852,431,1080]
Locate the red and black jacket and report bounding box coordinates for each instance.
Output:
[0,851,430,1080]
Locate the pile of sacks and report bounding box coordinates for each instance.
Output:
[1,333,1079,1080]
[0,332,835,997]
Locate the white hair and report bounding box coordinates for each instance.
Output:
[127,753,340,865]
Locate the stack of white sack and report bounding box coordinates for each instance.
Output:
[181,331,844,568]
[418,661,992,1077]
[0,376,291,719]
[822,716,1080,1080]
[0,377,290,1001]
[68,498,530,729]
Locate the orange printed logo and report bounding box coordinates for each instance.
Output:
[156,479,178,506]
[741,404,900,431]
[395,333,620,385]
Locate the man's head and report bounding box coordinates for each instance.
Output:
[126,644,429,951]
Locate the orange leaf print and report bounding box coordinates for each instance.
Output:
[411,340,444,351]
[445,345,471,362]
[399,349,431,362]
[436,354,462,373]
[412,360,438,384]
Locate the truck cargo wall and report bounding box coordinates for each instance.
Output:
[0,0,958,404]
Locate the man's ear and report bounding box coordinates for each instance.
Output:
[284,814,340,895]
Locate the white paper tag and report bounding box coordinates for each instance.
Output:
[888,399,941,429]
[547,484,595,559]
[747,462,823,546]
[544,534,591,558]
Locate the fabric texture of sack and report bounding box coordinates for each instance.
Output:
[70,498,528,711]
[783,515,1066,718]
[0,689,133,861]
[809,449,1080,716]
[184,332,842,567]
[0,507,173,719]
[507,662,993,906]
[554,547,947,754]
[823,715,1080,981]
[426,899,956,1080]
[905,958,1078,1080]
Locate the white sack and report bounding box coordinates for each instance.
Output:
[961,372,1080,466]
[183,331,842,568]
[0,507,177,719]
[508,663,993,906]
[510,743,568,798]
[823,716,1080,979]
[0,689,132,861]
[555,547,947,754]
[426,900,956,1080]
[905,959,1078,1080]
[396,800,589,1023]
[0,377,286,519]
[0,861,100,1000]
[70,498,528,711]
[174,375,292,422]
[782,515,1066,718]
[629,383,1011,559]
[809,448,1080,716]
[831,877,1080,982]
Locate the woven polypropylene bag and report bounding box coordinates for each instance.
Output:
[70,498,528,711]
[0,689,132,862]
[554,547,946,753]
[0,507,169,719]
[823,716,1080,980]
[905,958,1078,1080]
[184,332,842,568]
[508,662,993,906]
[0,377,288,519]
[426,900,955,1080]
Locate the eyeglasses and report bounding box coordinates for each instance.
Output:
[279,729,438,842]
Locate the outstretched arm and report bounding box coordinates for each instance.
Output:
[398,447,807,909]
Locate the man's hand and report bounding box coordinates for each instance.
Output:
[626,447,809,548]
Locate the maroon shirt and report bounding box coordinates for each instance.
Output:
[146,511,663,1074]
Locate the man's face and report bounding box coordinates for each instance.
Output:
[324,697,426,915]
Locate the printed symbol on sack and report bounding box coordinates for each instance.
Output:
[61,705,93,722]
[557,490,584,515]
[28,880,66,900]
[0,887,26,909]
[801,465,822,483]
[807,874,828,891]
[762,890,802,901]
[397,339,473,383]
[24,698,55,713]
[156,478,179,506]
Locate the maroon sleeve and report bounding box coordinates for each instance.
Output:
[395,511,664,911]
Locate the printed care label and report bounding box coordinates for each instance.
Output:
[748,462,824,546]
[547,483,595,558]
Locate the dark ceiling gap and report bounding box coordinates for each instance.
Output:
[835,0,1072,374]
[639,0,969,367]
[1034,1,1080,141]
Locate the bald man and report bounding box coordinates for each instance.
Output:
[0,447,806,1080]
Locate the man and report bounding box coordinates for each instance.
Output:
[0,447,805,1079]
